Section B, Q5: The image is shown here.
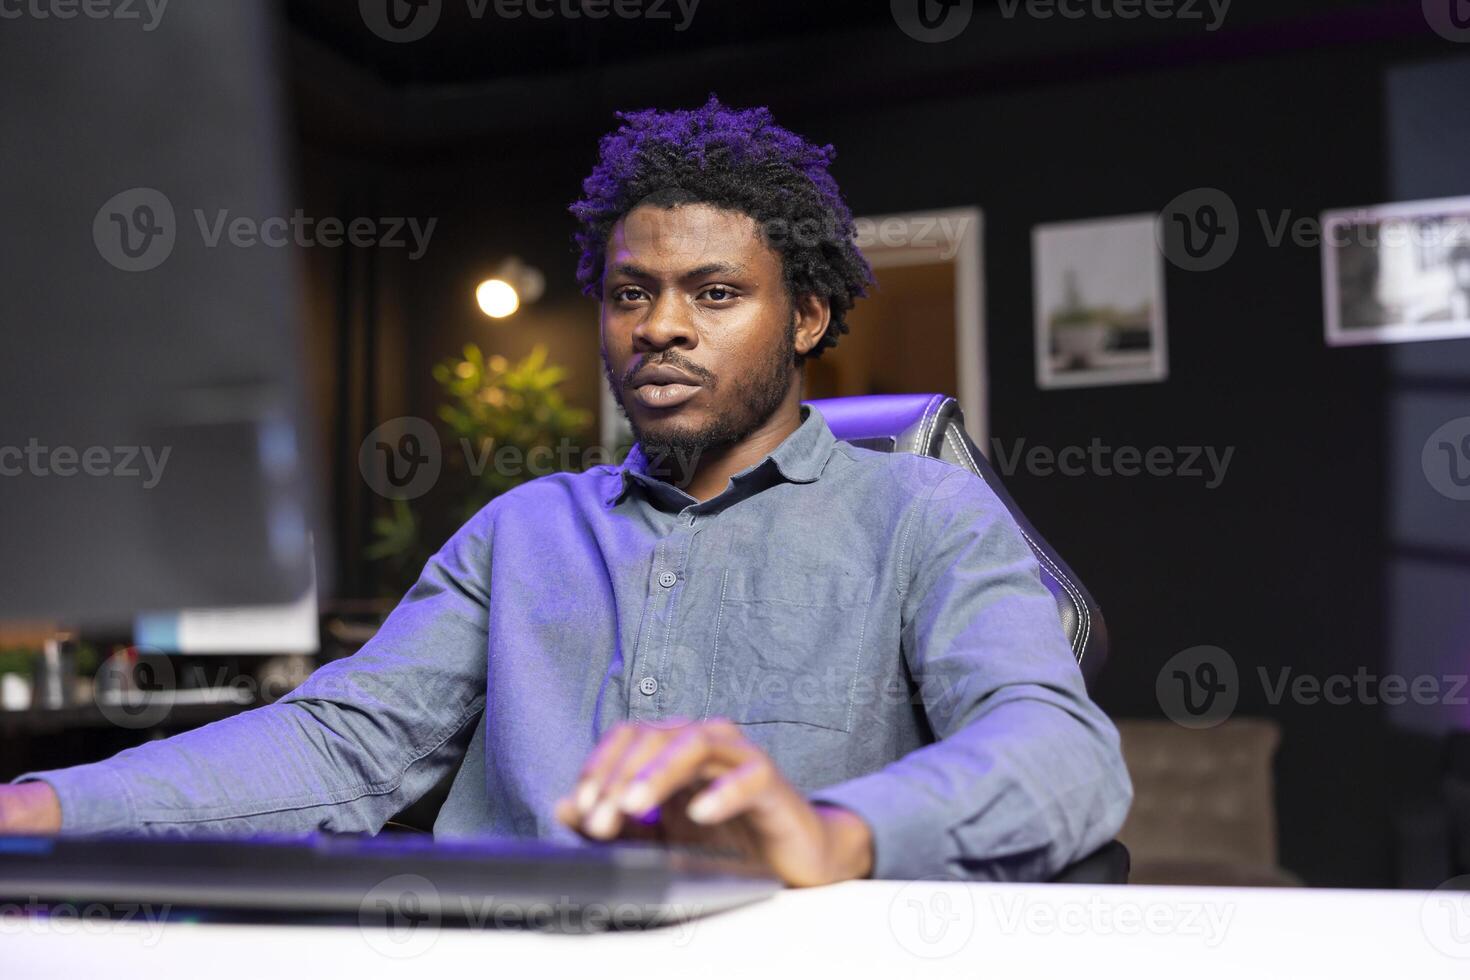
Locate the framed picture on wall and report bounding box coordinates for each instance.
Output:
[1322,195,1470,347]
[1032,213,1169,389]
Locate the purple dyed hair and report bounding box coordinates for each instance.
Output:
[569,95,873,359]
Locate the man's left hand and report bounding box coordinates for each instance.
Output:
[555,718,874,887]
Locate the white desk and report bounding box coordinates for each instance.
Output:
[6,879,1469,979]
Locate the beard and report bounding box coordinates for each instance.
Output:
[602,320,797,471]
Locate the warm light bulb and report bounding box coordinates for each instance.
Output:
[476,279,520,318]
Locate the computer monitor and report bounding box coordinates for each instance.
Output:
[0,2,325,626]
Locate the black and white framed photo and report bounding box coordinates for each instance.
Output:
[1032,213,1169,389]
[1322,195,1470,347]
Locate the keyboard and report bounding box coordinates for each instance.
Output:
[0,833,781,931]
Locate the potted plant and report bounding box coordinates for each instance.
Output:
[366,343,590,595]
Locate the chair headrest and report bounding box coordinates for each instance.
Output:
[806,394,956,454]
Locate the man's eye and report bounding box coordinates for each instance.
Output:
[612,285,647,303]
[700,285,737,303]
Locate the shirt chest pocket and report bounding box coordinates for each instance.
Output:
[701,566,876,733]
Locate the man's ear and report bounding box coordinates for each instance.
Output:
[792,293,831,357]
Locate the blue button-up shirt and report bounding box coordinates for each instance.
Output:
[19,405,1131,880]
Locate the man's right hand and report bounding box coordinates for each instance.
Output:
[0,782,61,833]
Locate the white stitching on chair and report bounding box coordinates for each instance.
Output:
[942,428,1091,665]
[1017,526,1091,666]
[914,394,945,456]
[945,429,1091,663]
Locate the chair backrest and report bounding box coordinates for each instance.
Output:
[808,393,1109,686]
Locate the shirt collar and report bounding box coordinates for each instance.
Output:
[604,403,837,507]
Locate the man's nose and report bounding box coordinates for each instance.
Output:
[632,292,697,351]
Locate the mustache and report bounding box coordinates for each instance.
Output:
[622,355,715,388]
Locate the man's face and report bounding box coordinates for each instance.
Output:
[599,202,819,461]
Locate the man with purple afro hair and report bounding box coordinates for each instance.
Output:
[551,96,1130,883]
[571,95,873,361]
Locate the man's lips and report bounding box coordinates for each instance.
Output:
[632,381,702,409]
[627,363,705,410]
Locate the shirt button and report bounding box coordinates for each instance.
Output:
[657,571,677,589]
[638,677,659,696]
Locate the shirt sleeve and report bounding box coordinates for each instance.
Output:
[809,466,1133,881]
[10,506,496,836]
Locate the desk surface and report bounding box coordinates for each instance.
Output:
[6,879,1469,979]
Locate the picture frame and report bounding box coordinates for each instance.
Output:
[1032,213,1169,390]
[1321,194,1470,347]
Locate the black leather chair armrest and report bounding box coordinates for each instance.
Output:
[1048,840,1131,884]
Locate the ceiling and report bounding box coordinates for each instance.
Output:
[285,0,898,87]
[282,0,1432,157]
